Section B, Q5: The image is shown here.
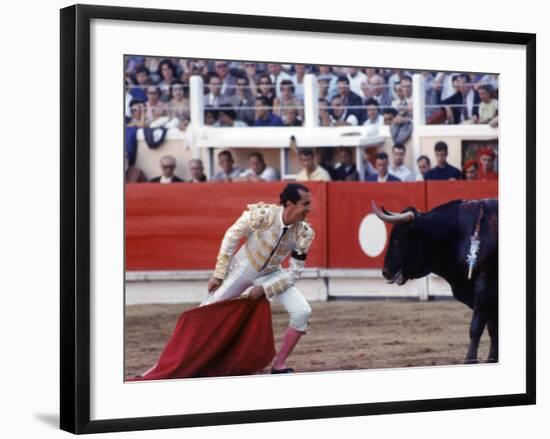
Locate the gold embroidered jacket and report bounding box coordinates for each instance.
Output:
[213,202,315,298]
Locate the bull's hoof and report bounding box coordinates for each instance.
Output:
[464,358,480,365]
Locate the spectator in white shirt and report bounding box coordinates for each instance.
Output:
[267,63,292,97]
[329,95,358,126]
[363,98,384,127]
[389,143,414,182]
[346,67,368,98]
[237,152,280,182]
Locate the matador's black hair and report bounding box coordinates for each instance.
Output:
[280,183,309,206]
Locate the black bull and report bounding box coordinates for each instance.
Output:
[373,199,498,363]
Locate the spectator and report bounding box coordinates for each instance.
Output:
[366,152,401,182]
[346,67,368,98]
[335,76,365,123]
[211,150,244,181]
[424,141,462,180]
[145,86,167,125]
[129,65,150,102]
[125,152,147,183]
[267,63,292,97]
[477,85,498,127]
[283,107,303,126]
[329,95,359,126]
[150,155,184,183]
[433,72,460,102]
[416,155,431,179]
[477,148,498,180]
[363,98,384,127]
[391,75,413,115]
[317,66,338,97]
[168,81,190,130]
[333,147,359,181]
[217,105,247,127]
[318,98,332,126]
[368,74,392,109]
[389,143,414,182]
[296,148,332,181]
[317,74,333,100]
[382,107,398,125]
[463,159,479,181]
[213,61,237,96]
[234,76,255,125]
[204,73,225,108]
[253,96,284,126]
[238,152,280,182]
[273,80,303,120]
[188,159,207,183]
[127,99,147,128]
[242,62,260,95]
[256,73,276,106]
[421,71,440,120]
[157,59,177,102]
[443,73,480,124]
[292,64,307,100]
[204,109,219,126]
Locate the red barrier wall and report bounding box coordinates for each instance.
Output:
[125,182,327,271]
[327,182,426,268]
[126,181,498,271]
[426,180,498,210]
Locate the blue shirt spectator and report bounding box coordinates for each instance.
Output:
[424,141,462,180]
[253,96,284,126]
[423,163,462,180]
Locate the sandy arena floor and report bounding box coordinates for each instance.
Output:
[125,300,491,379]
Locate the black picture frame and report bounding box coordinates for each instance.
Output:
[60,4,536,434]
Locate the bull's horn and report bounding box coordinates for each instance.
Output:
[371,201,415,224]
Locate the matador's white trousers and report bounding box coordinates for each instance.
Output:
[201,248,312,332]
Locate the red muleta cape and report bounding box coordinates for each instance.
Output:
[128,297,275,381]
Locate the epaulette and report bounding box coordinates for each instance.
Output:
[293,220,315,252]
[247,202,277,231]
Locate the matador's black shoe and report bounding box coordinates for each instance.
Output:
[270,367,295,374]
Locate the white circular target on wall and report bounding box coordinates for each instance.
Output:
[358,213,387,257]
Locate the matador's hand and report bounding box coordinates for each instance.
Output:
[207,277,223,294]
[242,285,265,300]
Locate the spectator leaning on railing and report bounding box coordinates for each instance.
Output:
[236,152,280,182]
[217,105,247,127]
[211,150,244,182]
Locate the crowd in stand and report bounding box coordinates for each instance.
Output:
[125,141,498,184]
[125,57,499,129]
[124,57,499,185]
